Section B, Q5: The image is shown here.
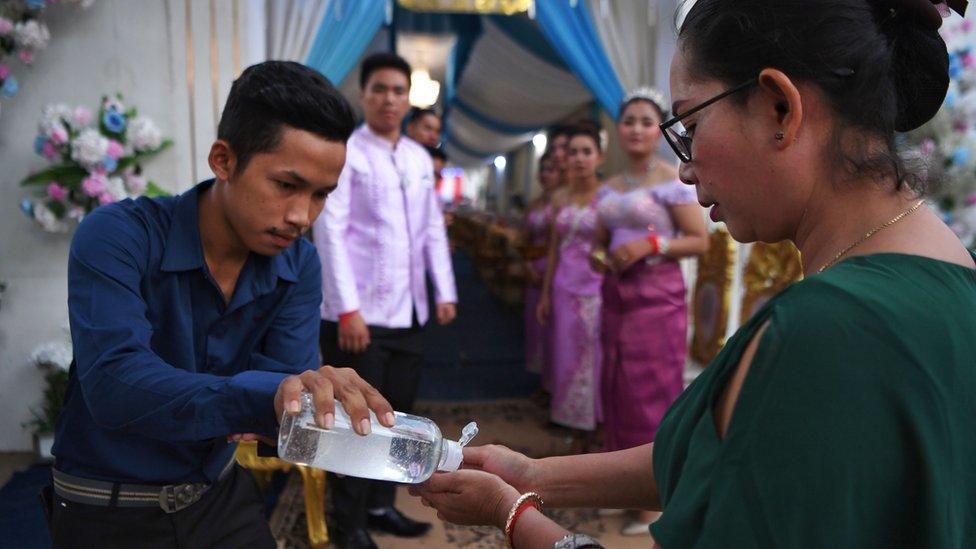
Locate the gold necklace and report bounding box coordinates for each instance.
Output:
[817,199,925,274]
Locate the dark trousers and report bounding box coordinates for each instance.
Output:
[49,464,275,549]
[319,319,426,530]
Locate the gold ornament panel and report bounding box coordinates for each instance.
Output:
[690,229,736,365]
[740,241,803,323]
[398,0,532,15]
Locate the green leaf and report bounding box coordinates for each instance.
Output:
[20,164,88,187]
[145,181,170,197]
[46,200,67,219]
[116,139,173,172]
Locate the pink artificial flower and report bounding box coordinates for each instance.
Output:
[46,182,68,201]
[41,141,59,160]
[98,192,117,206]
[19,51,33,65]
[82,174,106,197]
[106,140,125,160]
[125,173,147,194]
[0,64,9,81]
[49,126,68,145]
[962,19,973,33]
[921,139,936,155]
[963,53,975,70]
[72,106,92,126]
[0,18,12,36]
[966,194,976,207]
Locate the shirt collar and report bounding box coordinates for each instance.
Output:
[159,179,300,285]
[361,123,405,152]
[160,180,209,272]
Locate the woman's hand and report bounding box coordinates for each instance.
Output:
[409,470,520,529]
[610,239,653,272]
[462,445,537,493]
[536,294,551,326]
[589,248,611,274]
[525,262,543,286]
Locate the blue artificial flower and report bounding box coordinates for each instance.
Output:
[20,198,34,218]
[949,57,962,80]
[952,146,971,167]
[945,90,958,108]
[34,135,46,155]
[102,155,118,172]
[26,0,46,8]
[2,76,18,98]
[102,110,127,134]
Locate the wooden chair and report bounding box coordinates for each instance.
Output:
[235,441,328,549]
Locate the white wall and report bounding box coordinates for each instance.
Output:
[0,0,266,451]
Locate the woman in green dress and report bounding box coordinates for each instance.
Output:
[411,0,976,547]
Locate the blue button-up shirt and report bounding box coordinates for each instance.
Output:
[53,180,321,484]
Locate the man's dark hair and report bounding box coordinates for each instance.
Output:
[359,52,412,89]
[547,124,573,142]
[409,107,439,125]
[217,60,355,173]
[426,145,447,161]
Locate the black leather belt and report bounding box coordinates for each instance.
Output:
[52,458,236,513]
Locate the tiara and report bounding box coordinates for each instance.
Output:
[623,86,668,112]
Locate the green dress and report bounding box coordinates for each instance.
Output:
[652,253,976,548]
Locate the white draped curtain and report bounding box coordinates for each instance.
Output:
[265,0,332,61]
[587,0,659,95]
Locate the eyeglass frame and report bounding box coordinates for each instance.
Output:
[659,78,757,163]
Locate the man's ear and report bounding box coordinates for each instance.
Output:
[757,68,804,149]
[208,139,238,181]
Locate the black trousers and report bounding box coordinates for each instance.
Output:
[49,464,275,549]
[319,319,426,530]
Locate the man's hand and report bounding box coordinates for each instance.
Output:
[338,312,370,354]
[275,366,394,435]
[437,303,457,325]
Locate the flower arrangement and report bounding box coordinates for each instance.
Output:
[24,334,72,435]
[904,15,976,250]
[0,0,94,115]
[19,93,172,232]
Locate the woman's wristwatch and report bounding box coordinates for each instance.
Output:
[554,533,603,548]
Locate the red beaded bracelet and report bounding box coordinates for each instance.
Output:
[504,492,543,548]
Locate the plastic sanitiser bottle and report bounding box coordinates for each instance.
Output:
[278,392,478,483]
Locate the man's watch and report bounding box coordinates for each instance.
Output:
[553,533,603,549]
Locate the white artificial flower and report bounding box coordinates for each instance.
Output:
[70,128,109,168]
[61,0,97,8]
[128,116,162,151]
[106,175,127,199]
[30,340,73,372]
[13,20,50,51]
[31,201,69,233]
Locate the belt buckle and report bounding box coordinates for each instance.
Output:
[158,483,207,513]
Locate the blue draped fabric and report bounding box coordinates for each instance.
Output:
[305,0,386,85]
[534,0,625,118]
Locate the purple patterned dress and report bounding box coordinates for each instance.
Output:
[549,200,603,430]
[524,202,553,386]
[597,180,697,451]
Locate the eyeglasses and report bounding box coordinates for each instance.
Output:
[659,78,757,163]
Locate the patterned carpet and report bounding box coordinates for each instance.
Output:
[269,399,652,548]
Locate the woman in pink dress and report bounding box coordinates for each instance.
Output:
[522,152,562,387]
[593,90,709,534]
[537,125,605,450]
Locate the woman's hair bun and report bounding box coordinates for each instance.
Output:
[875,0,952,131]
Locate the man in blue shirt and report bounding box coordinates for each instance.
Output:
[48,61,396,548]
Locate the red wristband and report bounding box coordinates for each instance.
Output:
[506,498,541,548]
[338,310,359,326]
[646,235,660,256]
